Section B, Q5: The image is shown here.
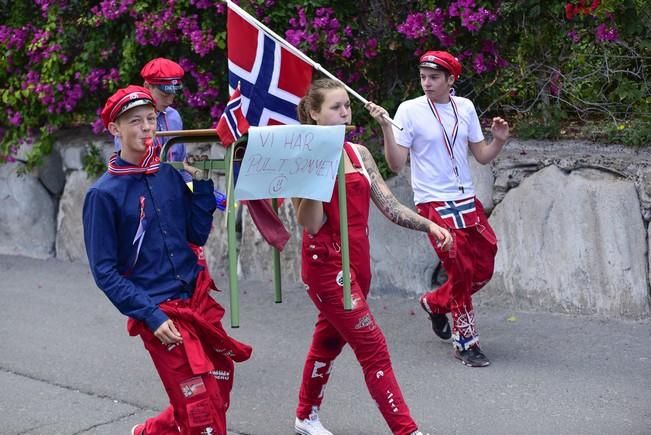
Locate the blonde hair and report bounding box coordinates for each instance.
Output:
[297,78,346,124]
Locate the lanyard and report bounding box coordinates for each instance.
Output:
[427,97,464,193]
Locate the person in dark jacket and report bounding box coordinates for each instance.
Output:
[83,85,251,435]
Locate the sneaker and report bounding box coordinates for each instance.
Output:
[295,406,333,435]
[454,345,490,367]
[419,298,451,340]
[130,424,145,435]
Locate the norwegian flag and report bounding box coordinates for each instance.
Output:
[434,198,479,229]
[226,4,313,126]
[216,84,250,146]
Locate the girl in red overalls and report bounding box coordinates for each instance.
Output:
[292,79,452,435]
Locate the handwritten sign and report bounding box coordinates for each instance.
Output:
[233,124,345,202]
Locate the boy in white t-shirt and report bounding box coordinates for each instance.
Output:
[383,50,510,367]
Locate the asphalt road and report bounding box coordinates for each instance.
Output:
[0,254,649,435]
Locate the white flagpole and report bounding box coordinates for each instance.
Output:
[225,0,402,130]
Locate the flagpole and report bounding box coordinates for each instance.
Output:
[156,127,357,137]
[225,0,402,131]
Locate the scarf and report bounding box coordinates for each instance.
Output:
[108,139,161,175]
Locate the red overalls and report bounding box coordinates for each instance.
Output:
[417,198,498,350]
[127,246,252,435]
[296,143,418,435]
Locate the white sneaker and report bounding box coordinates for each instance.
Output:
[295,406,333,435]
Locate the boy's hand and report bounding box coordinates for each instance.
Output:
[491,117,510,142]
[364,101,390,127]
[154,319,183,345]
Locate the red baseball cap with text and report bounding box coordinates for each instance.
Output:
[419,51,462,80]
[100,85,156,127]
[140,57,184,94]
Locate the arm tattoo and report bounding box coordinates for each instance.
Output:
[357,146,432,233]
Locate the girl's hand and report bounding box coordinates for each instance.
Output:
[429,224,452,251]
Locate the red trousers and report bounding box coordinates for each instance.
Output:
[417,199,498,350]
[297,145,417,434]
[136,328,234,434]
[298,245,418,435]
[128,248,251,434]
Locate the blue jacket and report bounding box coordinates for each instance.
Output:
[83,159,216,332]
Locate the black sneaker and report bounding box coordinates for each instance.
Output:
[454,345,490,367]
[419,298,451,340]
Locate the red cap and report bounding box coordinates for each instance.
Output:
[140,57,184,94]
[101,85,156,127]
[419,51,462,80]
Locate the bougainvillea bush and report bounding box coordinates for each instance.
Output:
[1,0,649,168]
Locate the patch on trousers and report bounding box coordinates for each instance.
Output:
[180,376,207,398]
[186,398,214,428]
[210,369,230,381]
[213,347,235,358]
[452,308,479,350]
[453,310,478,340]
[311,361,327,378]
[434,198,478,229]
[376,370,384,379]
[452,333,479,351]
[354,313,374,330]
[336,270,344,287]
[386,389,399,413]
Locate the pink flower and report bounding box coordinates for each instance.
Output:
[567,29,581,43]
[91,117,105,135]
[210,104,225,121]
[326,32,340,45]
[364,39,378,59]
[190,0,212,9]
[341,44,352,59]
[595,23,618,42]
[285,29,305,46]
[397,13,429,39]
[472,53,488,74]
[92,0,136,21]
[8,109,22,126]
[346,125,365,143]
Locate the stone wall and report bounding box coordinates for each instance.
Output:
[2,129,649,318]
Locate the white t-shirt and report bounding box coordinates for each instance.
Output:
[393,95,484,204]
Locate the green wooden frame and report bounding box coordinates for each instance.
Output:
[159,129,353,327]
